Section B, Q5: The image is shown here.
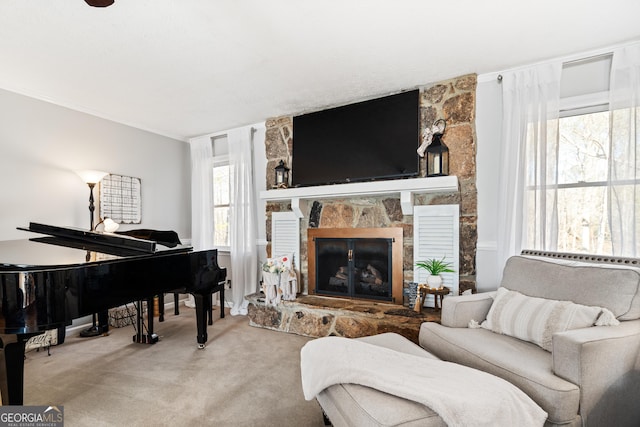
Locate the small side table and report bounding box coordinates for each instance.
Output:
[419,286,451,311]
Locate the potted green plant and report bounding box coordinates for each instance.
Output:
[415,257,455,289]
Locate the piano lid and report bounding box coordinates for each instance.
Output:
[20,222,157,253]
[0,239,192,270]
[1,223,192,270]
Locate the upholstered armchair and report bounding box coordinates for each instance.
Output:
[419,251,640,427]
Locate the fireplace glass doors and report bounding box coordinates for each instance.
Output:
[314,237,393,301]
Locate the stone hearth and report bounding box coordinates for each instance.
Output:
[246,293,441,344]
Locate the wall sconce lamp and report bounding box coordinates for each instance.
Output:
[75,169,109,231]
[426,119,449,177]
[274,160,290,188]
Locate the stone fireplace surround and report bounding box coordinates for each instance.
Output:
[250,73,478,341]
[262,73,478,297]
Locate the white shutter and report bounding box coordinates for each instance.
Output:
[271,212,300,270]
[413,205,460,300]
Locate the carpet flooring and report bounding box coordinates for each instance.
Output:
[23,306,326,427]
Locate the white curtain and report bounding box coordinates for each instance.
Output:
[496,63,562,270]
[608,44,640,256]
[187,136,214,308]
[228,126,258,316]
[189,136,215,251]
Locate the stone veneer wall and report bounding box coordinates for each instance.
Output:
[264,74,477,297]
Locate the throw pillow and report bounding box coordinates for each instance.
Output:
[481,288,607,351]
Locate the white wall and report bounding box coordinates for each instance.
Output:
[0,88,190,241]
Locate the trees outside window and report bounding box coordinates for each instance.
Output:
[553,110,612,254]
[213,163,230,248]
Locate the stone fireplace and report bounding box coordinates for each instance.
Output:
[308,227,404,304]
[261,73,478,302]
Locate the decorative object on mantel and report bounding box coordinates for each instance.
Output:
[261,254,297,305]
[417,120,439,157]
[415,256,455,290]
[417,119,449,177]
[274,160,290,189]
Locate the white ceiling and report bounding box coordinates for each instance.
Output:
[1,1,639,142]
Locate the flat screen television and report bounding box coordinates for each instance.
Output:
[291,89,420,187]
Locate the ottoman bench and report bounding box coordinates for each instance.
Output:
[305,332,546,427]
[315,333,446,427]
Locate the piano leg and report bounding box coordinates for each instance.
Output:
[0,334,33,405]
[193,293,208,349]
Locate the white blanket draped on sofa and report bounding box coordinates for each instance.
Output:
[301,336,547,427]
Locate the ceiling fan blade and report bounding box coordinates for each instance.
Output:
[84,0,115,6]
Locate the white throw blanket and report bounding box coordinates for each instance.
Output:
[300,336,547,427]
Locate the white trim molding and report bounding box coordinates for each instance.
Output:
[260,176,459,218]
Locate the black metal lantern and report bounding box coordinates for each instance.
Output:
[274,160,290,187]
[426,119,449,177]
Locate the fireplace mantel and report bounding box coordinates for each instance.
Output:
[259,175,458,218]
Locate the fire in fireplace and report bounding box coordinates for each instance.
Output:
[308,228,404,304]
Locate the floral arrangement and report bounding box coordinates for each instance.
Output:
[261,254,296,305]
[262,256,290,274]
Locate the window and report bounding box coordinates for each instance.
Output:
[525,52,640,256]
[212,135,230,249]
[213,162,230,248]
[554,109,611,253]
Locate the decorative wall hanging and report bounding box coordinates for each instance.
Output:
[100,174,142,224]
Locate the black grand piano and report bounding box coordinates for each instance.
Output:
[0,223,227,405]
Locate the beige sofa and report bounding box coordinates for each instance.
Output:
[315,252,640,427]
[421,252,640,427]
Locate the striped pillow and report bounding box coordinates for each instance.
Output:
[481,287,602,351]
